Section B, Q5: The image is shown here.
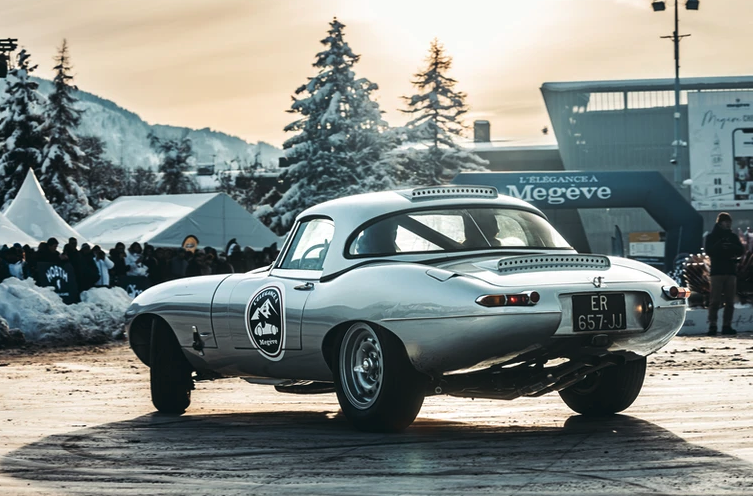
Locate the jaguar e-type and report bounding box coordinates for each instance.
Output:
[126,186,687,432]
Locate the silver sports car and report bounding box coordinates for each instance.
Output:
[126,186,688,432]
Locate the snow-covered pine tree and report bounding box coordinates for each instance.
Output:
[79,135,128,209]
[257,18,398,235]
[0,49,46,209]
[216,158,264,213]
[39,39,92,223]
[399,38,487,185]
[125,166,158,196]
[148,131,198,194]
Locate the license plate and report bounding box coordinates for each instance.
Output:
[572,293,626,332]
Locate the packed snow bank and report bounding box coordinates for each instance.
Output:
[0,278,133,346]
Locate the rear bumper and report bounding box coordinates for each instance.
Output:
[388,303,685,378]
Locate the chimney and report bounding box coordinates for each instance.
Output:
[474,120,490,142]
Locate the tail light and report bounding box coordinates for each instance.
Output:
[662,286,690,299]
[476,291,540,307]
[638,293,655,330]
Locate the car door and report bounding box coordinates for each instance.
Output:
[227,217,335,362]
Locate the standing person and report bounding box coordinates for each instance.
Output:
[153,248,170,284]
[125,242,147,277]
[109,243,128,286]
[186,251,209,277]
[77,244,100,292]
[40,238,64,265]
[0,247,10,283]
[705,212,745,336]
[23,245,36,276]
[63,237,79,262]
[168,248,188,280]
[226,239,245,273]
[141,244,159,286]
[65,238,83,288]
[7,244,27,279]
[93,246,114,287]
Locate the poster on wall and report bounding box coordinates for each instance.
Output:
[688,91,753,211]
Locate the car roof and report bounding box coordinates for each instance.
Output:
[299,188,544,225]
[285,186,548,278]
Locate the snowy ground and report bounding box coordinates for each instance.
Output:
[0,278,132,346]
[0,334,752,495]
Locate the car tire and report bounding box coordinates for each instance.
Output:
[150,322,193,414]
[333,322,426,433]
[558,356,646,416]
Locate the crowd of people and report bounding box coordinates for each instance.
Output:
[0,237,279,292]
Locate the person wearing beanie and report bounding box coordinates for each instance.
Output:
[704,212,744,335]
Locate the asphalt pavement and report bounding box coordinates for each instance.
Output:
[1,336,752,495]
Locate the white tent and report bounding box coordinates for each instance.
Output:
[0,211,37,247]
[3,169,86,243]
[74,193,283,251]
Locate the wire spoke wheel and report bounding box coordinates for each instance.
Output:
[340,323,383,409]
[333,321,427,432]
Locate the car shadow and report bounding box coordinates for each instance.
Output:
[2,411,752,495]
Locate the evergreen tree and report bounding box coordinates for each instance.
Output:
[79,135,128,208]
[39,39,92,223]
[0,49,45,209]
[216,158,264,213]
[258,18,398,235]
[125,166,158,196]
[399,39,486,185]
[148,131,198,194]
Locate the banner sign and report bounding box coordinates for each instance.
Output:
[453,171,655,209]
[688,91,753,211]
[35,262,80,305]
[117,276,151,298]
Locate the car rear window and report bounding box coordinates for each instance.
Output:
[349,207,570,256]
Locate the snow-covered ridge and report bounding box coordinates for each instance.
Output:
[0,77,283,171]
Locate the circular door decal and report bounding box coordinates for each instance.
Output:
[245,285,286,360]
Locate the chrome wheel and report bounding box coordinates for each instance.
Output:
[340,322,383,410]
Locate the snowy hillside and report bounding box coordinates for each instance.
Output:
[1,77,283,171]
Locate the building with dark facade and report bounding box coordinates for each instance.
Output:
[466,76,753,258]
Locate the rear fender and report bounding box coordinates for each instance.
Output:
[126,275,231,350]
[128,314,171,367]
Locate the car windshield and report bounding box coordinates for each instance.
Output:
[349,207,571,256]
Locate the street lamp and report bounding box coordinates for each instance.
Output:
[652,1,699,184]
[0,38,18,79]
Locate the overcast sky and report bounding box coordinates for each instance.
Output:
[4,0,752,146]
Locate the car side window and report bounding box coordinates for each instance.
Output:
[280,218,335,271]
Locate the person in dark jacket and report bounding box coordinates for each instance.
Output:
[0,247,10,283]
[168,248,188,280]
[186,251,211,277]
[109,242,128,286]
[141,244,159,285]
[226,239,246,273]
[63,237,80,267]
[77,244,100,292]
[705,212,745,335]
[39,238,64,265]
